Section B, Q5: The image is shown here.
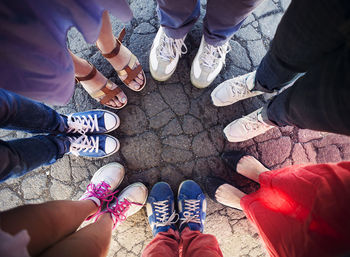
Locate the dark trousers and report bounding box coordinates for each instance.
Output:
[0,89,69,182]
[255,0,350,135]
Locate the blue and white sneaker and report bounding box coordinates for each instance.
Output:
[147,182,179,236]
[178,180,206,232]
[66,109,120,134]
[68,134,120,158]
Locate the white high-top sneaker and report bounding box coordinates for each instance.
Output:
[191,36,230,88]
[149,27,187,81]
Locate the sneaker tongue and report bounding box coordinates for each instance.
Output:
[181,222,201,232]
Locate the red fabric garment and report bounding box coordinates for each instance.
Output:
[142,227,223,257]
[240,162,350,257]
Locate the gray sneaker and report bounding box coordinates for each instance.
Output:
[191,36,230,89]
[224,107,274,142]
[211,71,263,107]
[149,26,187,81]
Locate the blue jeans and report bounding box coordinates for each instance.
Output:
[156,0,264,46]
[255,0,350,135]
[0,89,70,182]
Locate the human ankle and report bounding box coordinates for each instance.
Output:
[75,59,94,77]
[97,37,117,55]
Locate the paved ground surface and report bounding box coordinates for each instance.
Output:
[1,0,350,256]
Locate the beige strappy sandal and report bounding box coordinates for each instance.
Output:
[98,28,146,92]
[75,64,127,110]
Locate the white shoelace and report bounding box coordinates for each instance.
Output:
[69,135,99,156]
[67,114,99,134]
[229,74,254,97]
[241,111,270,132]
[200,43,231,69]
[158,34,187,61]
[154,200,179,227]
[180,199,201,227]
[230,76,251,98]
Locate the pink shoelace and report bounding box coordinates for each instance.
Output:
[95,195,142,229]
[82,181,117,220]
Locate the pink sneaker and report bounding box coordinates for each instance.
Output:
[79,162,125,219]
[105,182,148,229]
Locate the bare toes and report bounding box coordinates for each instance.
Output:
[116,91,127,104]
[129,81,141,91]
[134,76,143,85]
[106,100,117,107]
[112,98,122,107]
[137,72,144,81]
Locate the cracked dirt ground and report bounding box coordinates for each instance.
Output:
[1,0,350,256]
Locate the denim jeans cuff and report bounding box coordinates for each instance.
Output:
[51,135,71,157]
[163,26,188,40]
[59,114,69,133]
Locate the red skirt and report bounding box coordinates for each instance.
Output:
[240,162,350,257]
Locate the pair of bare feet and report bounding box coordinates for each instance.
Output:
[214,155,269,210]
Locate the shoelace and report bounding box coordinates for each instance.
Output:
[69,135,99,156]
[241,111,270,132]
[82,182,116,220]
[67,114,99,134]
[154,200,179,227]
[230,76,251,98]
[105,197,142,229]
[158,34,187,61]
[200,43,231,69]
[180,199,201,228]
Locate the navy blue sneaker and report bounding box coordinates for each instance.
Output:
[66,109,120,134]
[178,180,206,232]
[146,182,179,236]
[68,134,119,158]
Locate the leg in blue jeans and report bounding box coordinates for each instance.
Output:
[156,0,264,45]
[0,89,69,181]
[204,0,264,46]
[156,0,200,39]
[254,0,350,135]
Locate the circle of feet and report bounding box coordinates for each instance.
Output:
[1,0,350,256]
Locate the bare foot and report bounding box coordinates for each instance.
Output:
[79,62,127,108]
[215,184,246,210]
[98,42,144,91]
[236,156,269,183]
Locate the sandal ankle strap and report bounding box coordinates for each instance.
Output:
[98,28,126,59]
[75,63,97,83]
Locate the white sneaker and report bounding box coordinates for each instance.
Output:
[191,36,230,88]
[211,71,263,107]
[224,107,274,142]
[149,26,187,81]
[107,182,148,228]
[79,162,125,218]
